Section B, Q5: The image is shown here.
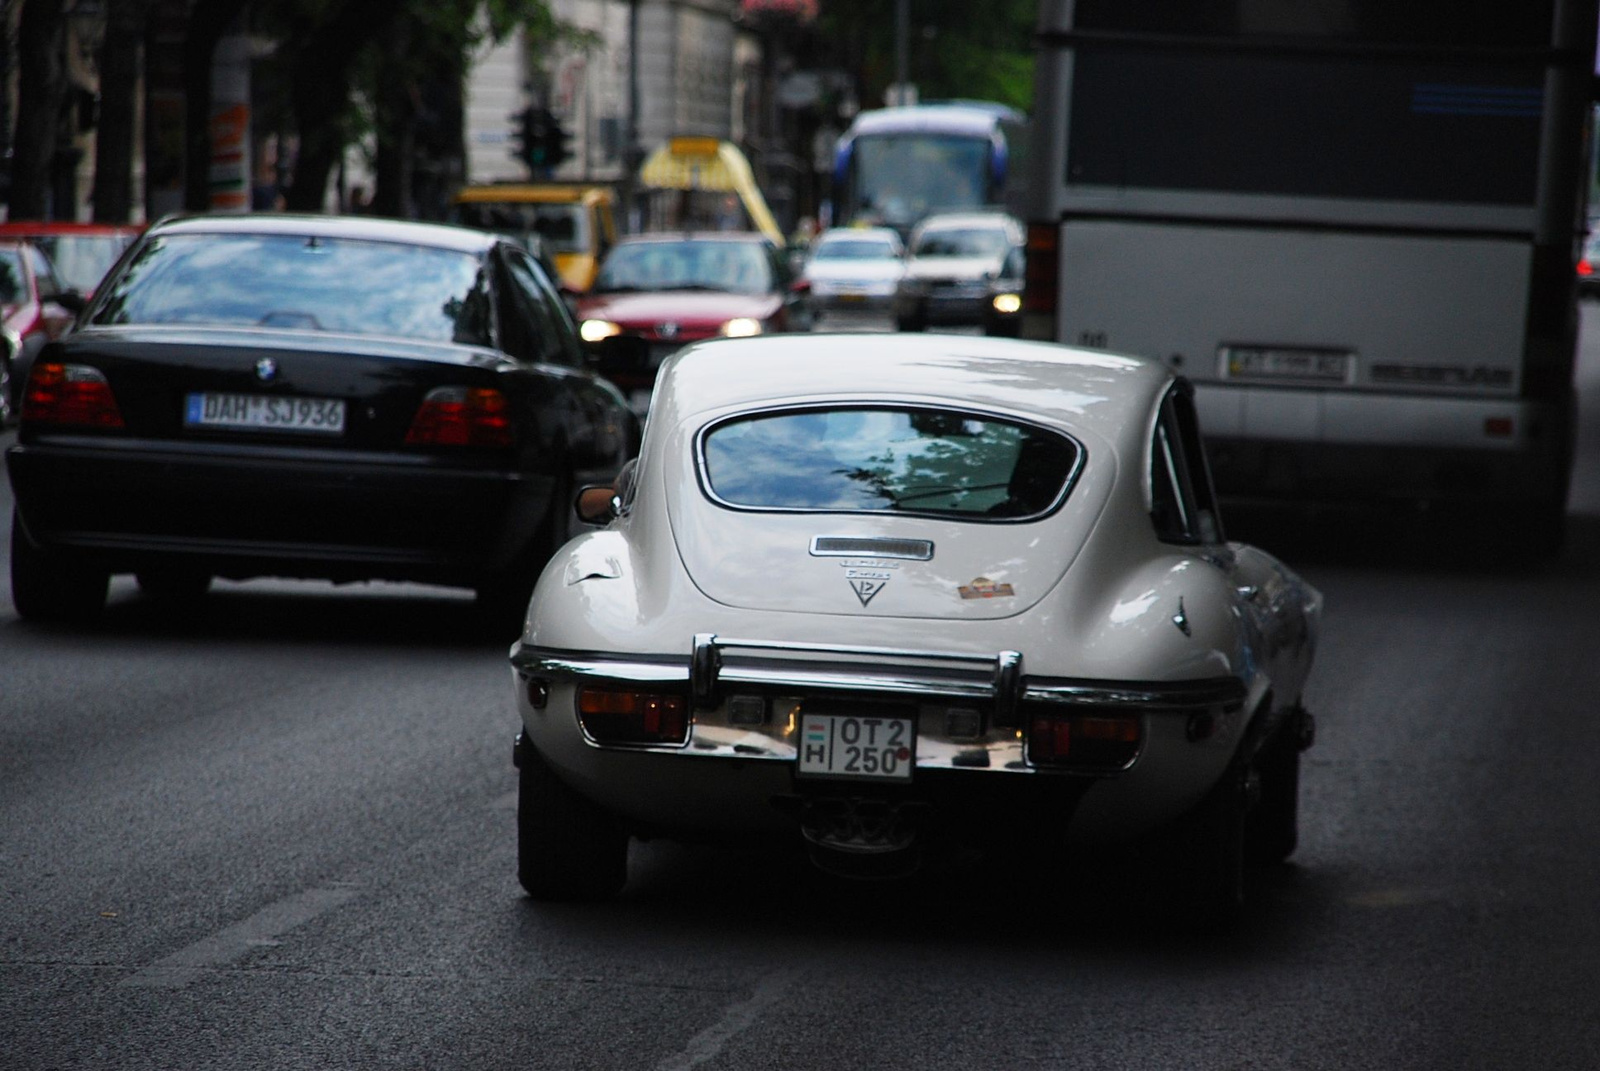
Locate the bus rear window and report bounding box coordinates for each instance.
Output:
[700,407,1081,519]
[1067,49,1543,205]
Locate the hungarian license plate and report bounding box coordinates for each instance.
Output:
[1222,346,1352,384]
[185,393,346,434]
[797,712,915,782]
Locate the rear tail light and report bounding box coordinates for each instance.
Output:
[1026,710,1141,770]
[578,687,689,745]
[1579,259,1593,277]
[1021,221,1059,340]
[22,362,125,428]
[404,386,512,448]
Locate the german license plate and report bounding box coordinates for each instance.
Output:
[184,393,346,434]
[1222,346,1351,384]
[797,712,915,782]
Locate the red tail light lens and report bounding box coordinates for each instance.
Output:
[1021,221,1059,340]
[1027,710,1141,770]
[1579,259,1593,277]
[578,687,689,745]
[22,362,125,428]
[404,386,513,448]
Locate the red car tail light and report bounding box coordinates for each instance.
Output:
[22,362,125,428]
[1027,710,1141,770]
[1579,259,1594,277]
[404,386,513,448]
[578,687,689,745]
[1021,221,1059,340]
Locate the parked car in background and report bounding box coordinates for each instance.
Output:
[981,242,1026,337]
[892,211,1023,331]
[0,221,142,298]
[576,232,814,414]
[6,215,639,632]
[510,332,1322,926]
[800,226,905,314]
[0,240,84,425]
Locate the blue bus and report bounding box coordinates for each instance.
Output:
[831,101,1026,234]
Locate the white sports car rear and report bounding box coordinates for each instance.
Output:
[510,333,1321,923]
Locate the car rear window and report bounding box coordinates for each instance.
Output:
[912,227,1011,257]
[88,233,492,346]
[700,406,1082,519]
[594,240,773,295]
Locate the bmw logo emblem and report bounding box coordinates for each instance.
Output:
[254,357,278,382]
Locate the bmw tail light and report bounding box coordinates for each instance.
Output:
[22,362,125,428]
[404,386,513,448]
[578,687,689,745]
[1026,710,1141,770]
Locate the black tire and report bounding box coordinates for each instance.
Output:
[10,511,109,625]
[136,569,213,603]
[517,746,628,901]
[896,316,926,333]
[1247,727,1301,864]
[1165,770,1248,930]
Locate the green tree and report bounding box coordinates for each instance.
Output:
[819,0,1036,113]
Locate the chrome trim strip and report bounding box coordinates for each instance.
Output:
[809,536,934,560]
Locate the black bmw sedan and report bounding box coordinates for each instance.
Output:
[6,214,639,632]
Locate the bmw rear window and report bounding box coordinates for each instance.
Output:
[88,233,492,345]
[699,406,1082,520]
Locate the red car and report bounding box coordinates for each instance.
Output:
[1,240,85,424]
[575,233,814,413]
[0,221,142,299]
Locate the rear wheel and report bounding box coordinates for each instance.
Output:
[517,745,628,901]
[10,511,109,625]
[1164,770,1248,931]
[1246,726,1302,864]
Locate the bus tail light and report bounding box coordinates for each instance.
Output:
[22,362,125,428]
[578,687,689,745]
[404,387,513,448]
[1021,222,1059,341]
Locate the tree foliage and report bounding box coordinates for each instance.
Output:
[817,0,1036,114]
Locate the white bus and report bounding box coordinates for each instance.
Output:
[1018,1,1597,552]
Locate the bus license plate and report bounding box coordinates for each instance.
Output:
[797,713,914,782]
[1222,346,1351,384]
[185,393,346,434]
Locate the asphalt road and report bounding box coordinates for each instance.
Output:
[3,313,1599,1070]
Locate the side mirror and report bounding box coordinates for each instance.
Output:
[55,290,88,315]
[575,484,619,524]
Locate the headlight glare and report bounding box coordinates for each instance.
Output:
[580,319,623,343]
[720,317,763,338]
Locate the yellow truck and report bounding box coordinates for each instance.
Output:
[450,184,617,293]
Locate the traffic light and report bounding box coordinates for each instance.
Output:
[509,106,570,173]
[541,117,572,171]
[509,105,549,171]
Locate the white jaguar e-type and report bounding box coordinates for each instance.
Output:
[510,333,1322,921]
